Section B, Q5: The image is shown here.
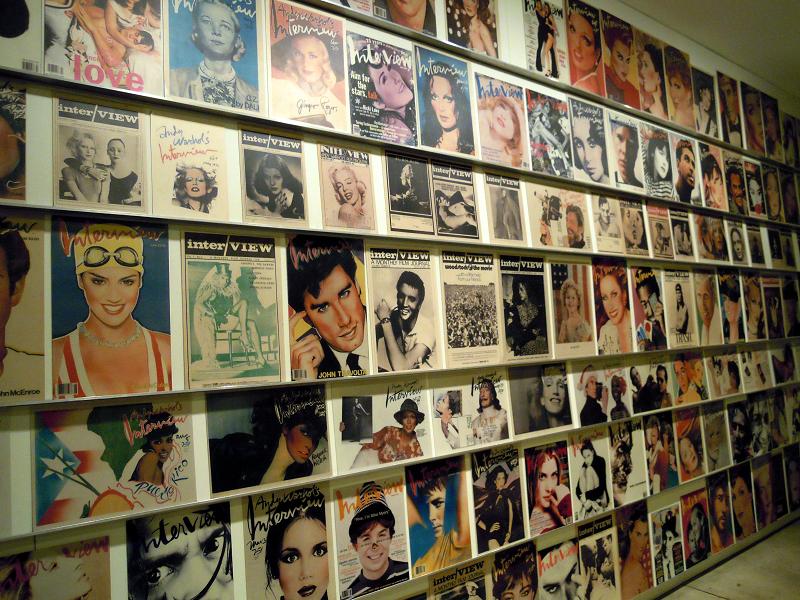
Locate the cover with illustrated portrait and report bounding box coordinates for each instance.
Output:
[569,97,609,185]
[741,82,766,155]
[508,362,572,436]
[0,211,44,402]
[269,0,347,130]
[607,111,644,193]
[635,30,668,121]
[568,426,612,522]
[471,444,524,554]
[762,165,784,222]
[781,112,798,168]
[601,11,639,109]
[431,162,479,239]
[663,45,693,129]
[592,257,634,356]
[429,557,488,600]
[319,143,375,232]
[440,250,501,368]
[630,266,667,352]
[577,514,620,600]
[527,86,573,178]
[616,501,653,600]
[663,269,696,349]
[35,398,195,529]
[406,455,472,577]
[671,133,701,205]
[680,488,711,568]
[385,151,434,235]
[525,441,572,536]
[566,0,606,96]
[524,0,568,84]
[243,485,332,600]
[0,80,26,201]
[619,199,649,257]
[643,412,678,495]
[367,245,441,373]
[639,123,674,200]
[45,0,163,95]
[609,418,647,507]
[672,352,708,406]
[54,97,147,212]
[285,234,371,381]
[761,93,783,162]
[0,0,40,72]
[474,71,529,169]
[445,0,498,57]
[331,378,432,475]
[692,67,719,138]
[485,174,527,246]
[706,471,734,553]
[550,261,595,358]
[499,255,549,362]
[591,195,625,255]
[529,184,592,252]
[151,113,228,220]
[206,385,328,494]
[431,369,511,455]
[415,46,474,156]
[698,143,728,212]
[675,406,707,483]
[347,24,417,146]
[647,205,674,259]
[51,217,171,399]
[240,130,307,226]
[183,231,280,388]
[650,503,685,584]
[344,0,437,37]
[167,0,260,111]
[702,402,731,472]
[333,474,410,598]
[537,539,580,599]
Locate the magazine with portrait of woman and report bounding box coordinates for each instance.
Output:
[445,0,499,58]
[499,255,550,361]
[550,260,596,358]
[475,70,530,169]
[319,142,375,233]
[527,85,573,179]
[485,173,527,246]
[568,426,613,522]
[577,515,620,600]
[680,488,711,568]
[592,257,633,356]
[523,0,569,83]
[508,362,573,437]
[650,502,685,584]
[0,0,41,72]
[607,111,644,193]
[609,418,647,507]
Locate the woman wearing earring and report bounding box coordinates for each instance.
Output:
[567,1,605,96]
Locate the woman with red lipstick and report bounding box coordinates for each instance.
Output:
[129,412,178,485]
[594,261,632,355]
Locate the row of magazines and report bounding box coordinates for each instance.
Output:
[1,1,798,172]
[1,209,799,402]
[2,383,799,599]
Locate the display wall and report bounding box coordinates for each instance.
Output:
[0,1,799,599]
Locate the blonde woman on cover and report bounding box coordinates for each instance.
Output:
[478,96,525,167]
[596,265,632,354]
[52,224,171,398]
[328,165,370,229]
[558,278,592,343]
[61,131,110,204]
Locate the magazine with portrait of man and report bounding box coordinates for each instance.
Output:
[385,151,434,236]
[643,412,679,495]
[698,143,728,212]
[781,275,800,337]
[662,269,696,349]
[701,401,732,472]
[680,488,712,569]
[507,362,573,438]
[693,269,724,347]
[649,502,685,584]
[723,151,749,216]
[765,228,786,269]
[647,205,674,259]
[607,111,644,193]
[692,213,729,264]
[727,220,749,266]
[619,199,650,257]
[609,418,647,508]
[740,349,773,393]
[671,133,701,205]
[571,361,633,427]
[529,183,592,252]
[746,225,767,268]
[780,168,799,223]
[629,265,667,352]
[705,352,742,400]
[577,514,620,600]
[590,195,625,255]
[629,358,674,413]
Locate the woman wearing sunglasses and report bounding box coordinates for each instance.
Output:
[52,223,171,398]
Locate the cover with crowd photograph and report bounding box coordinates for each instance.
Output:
[671,133,701,205]
[485,174,527,246]
[472,444,525,553]
[591,195,625,255]
[241,129,307,226]
[499,255,549,361]
[550,260,596,358]
[529,184,592,252]
[568,426,612,521]
[525,440,573,536]
[431,162,479,239]
[527,86,573,178]
[630,266,667,352]
[385,151,434,235]
[647,205,674,259]
[577,515,620,600]
[269,0,347,130]
[445,0,499,57]
[523,0,569,83]
[680,488,711,568]
[331,378,432,474]
[0,81,26,201]
[475,72,529,168]
[650,503,685,584]
[54,97,146,212]
[616,501,653,600]
[508,362,573,436]
[440,250,501,368]
[609,418,647,508]
[607,111,644,193]
[319,143,375,232]
[35,398,195,528]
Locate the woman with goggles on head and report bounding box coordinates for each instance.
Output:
[52,223,171,398]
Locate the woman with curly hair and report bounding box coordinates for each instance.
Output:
[475,465,516,552]
[173,164,217,212]
[328,165,371,229]
[594,262,632,355]
[246,153,305,220]
[420,63,474,154]
[478,95,525,167]
[456,0,497,57]
[558,277,592,344]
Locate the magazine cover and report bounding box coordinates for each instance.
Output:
[647,205,673,259]
[748,394,773,457]
[616,501,652,600]
[524,0,568,83]
[485,174,526,246]
[780,169,798,223]
[472,445,524,553]
[680,488,711,568]
[780,231,796,268]
[242,484,332,600]
[692,67,718,137]
[527,87,573,178]
[675,407,706,482]
[475,73,529,168]
[766,228,785,269]
[743,159,765,217]
[525,440,572,536]
[741,82,766,154]
[591,195,625,255]
[782,112,798,167]
[740,349,772,393]
[670,133,701,204]
[729,462,757,540]
[607,111,644,192]
[0,0,40,71]
[44,0,163,94]
[206,385,328,493]
[630,358,674,413]
[51,217,171,399]
[577,515,619,599]
[445,0,498,57]
[269,0,347,129]
[693,214,729,264]
[499,255,549,361]
[761,93,783,162]
[0,81,25,201]
[717,269,744,344]
[334,474,410,597]
[430,558,488,600]
[569,98,609,184]
[786,444,800,511]
[635,30,668,121]
[640,124,674,200]
[620,200,649,257]
[331,378,432,474]
[537,540,581,599]
[406,455,472,577]
[368,245,441,372]
[763,165,784,222]
[705,352,742,399]
[529,184,591,251]
[693,270,723,346]
[743,273,766,341]
[35,398,195,528]
[54,97,146,211]
[672,352,708,405]
[0,212,44,402]
[669,208,694,259]
[488,542,537,600]
[727,220,748,266]
[508,362,572,435]
[703,402,732,471]
[706,471,734,553]
[649,503,684,584]
[431,370,511,453]
[717,72,743,146]
[610,418,647,507]
[347,24,417,145]
[0,535,111,599]
[643,412,678,494]
[601,11,639,108]
[663,269,696,348]
[440,250,501,367]
[285,234,370,381]
[663,46,694,129]
[240,129,306,225]
[724,152,748,215]
[551,261,595,358]
[568,426,612,521]
[566,0,605,96]
[319,143,374,232]
[630,266,667,352]
[698,143,728,211]
[572,362,632,425]
[771,343,797,385]
[431,162,479,239]
[167,0,260,111]
[592,257,633,355]
[127,503,233,600]
[782,276,800,337]
[183,231,280,387]
[727,400,751,464]
[415,46,474,155]
[763,275,785,340]
[385,151,434,235]
[753,453,788,530]
[150,113,228,220]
